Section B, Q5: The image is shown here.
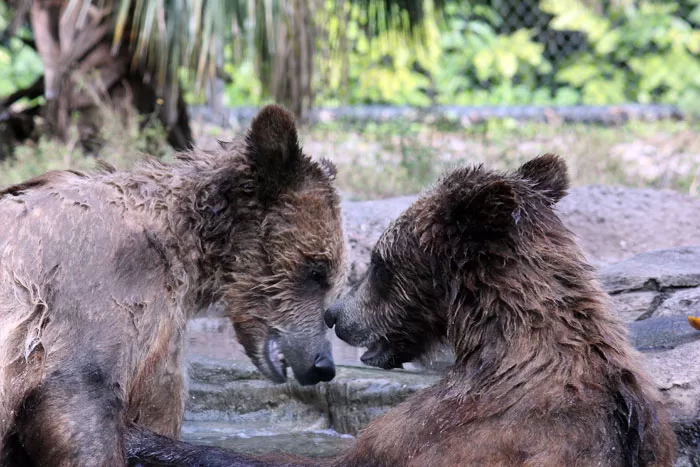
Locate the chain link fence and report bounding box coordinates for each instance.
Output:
[419,0,700,111]
[295,0,700,113]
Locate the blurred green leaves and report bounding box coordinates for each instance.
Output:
[543,0,700,112]
[2,0,697,111]
[0,40,42,96]
[0,4,42,97]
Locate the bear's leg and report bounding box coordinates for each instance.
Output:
[125,423,275,467]
[15,363,127,467]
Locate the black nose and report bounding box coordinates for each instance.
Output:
[324,303,339,328]
[311,352,335,382]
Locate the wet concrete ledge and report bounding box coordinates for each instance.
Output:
[185,313,700,463]
[183,357,438,457]
[185,357,439,436]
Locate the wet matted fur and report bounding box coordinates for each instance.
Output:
[0,105,346,466]
[129,155,676,466]
[325,154,675,466]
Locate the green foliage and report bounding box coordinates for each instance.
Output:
[2,0,696,111]
[216,0,697,109]
[315,1,440,106]
[0,106,173,187]
[64,0,437,105]
[541,0,700,111]
[0,4,43,97]
[222,57,265,107]
[313,0,700,109]
[434,3,558,106]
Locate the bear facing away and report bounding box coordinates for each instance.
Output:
[127,155,675,467]
[0,105,347,466]
[324,154,675,466]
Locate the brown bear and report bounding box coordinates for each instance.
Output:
[0,105,347,466]
[324,154,676,466]
[127,155,676,466]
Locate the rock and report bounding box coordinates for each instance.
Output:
[597,248,700,464]
[600,247,700,293]
[342,186,700,285]
[637,324,700,466]
[598,247,700,323]
[342,196,414,284]
[186,356,437,435]
[643,334,700,424]
[656,289,700,318]
[609,291,658,322]
[628,315,700,352]
[183,356,438,456]
[556,186,700,269]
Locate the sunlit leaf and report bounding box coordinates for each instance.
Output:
[473,50,493,82]
[494,49,517,79]
[595,30,620,55]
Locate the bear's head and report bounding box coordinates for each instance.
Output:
[325,154,570,369]
[205,105,346,385]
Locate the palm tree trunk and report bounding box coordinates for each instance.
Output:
[2,0,192,154]
[272,0,316,120]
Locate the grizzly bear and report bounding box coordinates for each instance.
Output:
[324,154,676,466]
[127,155,676,467]
[0,104,346,466]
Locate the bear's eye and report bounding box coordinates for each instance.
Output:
[305,262,329,289]
[370,254,392,289]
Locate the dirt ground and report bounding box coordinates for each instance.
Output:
[193,118,700,200]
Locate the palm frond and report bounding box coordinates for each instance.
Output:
[63,0,440,98]
[349,0,445,34]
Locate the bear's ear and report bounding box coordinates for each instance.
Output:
[245,104,302,202]
[516,154,569,203]
[418,178,519,253]
[450,180,519,237]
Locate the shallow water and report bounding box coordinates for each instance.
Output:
[184,315,442,459]
[182,421,354,458]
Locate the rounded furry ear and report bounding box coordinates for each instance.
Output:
[517,154,569,203]
[245,104,302,201]
[450,180,519,238]
[417,175,519,255]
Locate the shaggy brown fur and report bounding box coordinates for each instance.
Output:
[0,105,346,467]
[127,155,676,467]
[325,154,675,466]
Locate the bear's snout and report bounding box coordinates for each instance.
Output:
[324,301,341,328]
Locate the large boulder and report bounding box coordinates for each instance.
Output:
[342,186,700,283]
[342,196,414,285]
[601,247,700,323]
[556,186,700,268]
[628,314,700,466]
